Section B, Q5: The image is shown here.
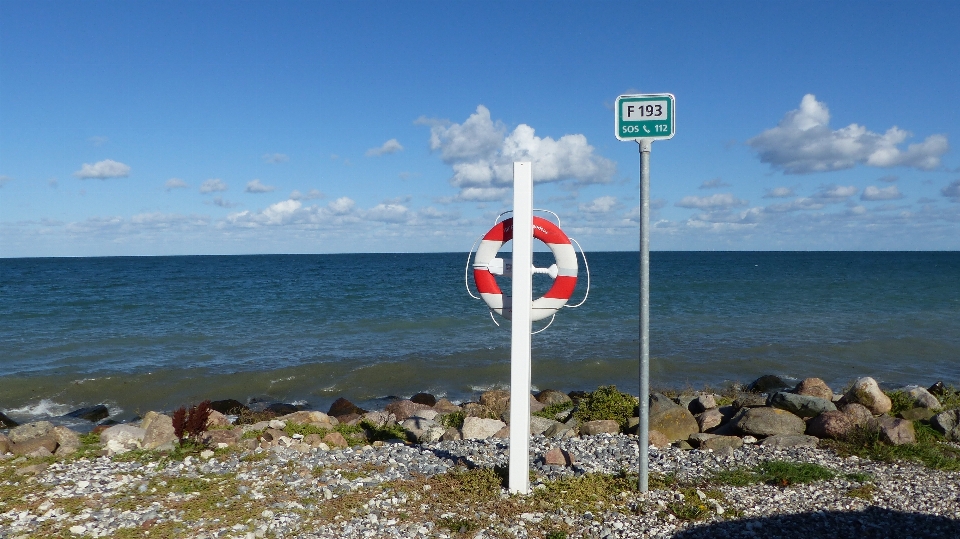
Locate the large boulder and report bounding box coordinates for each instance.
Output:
[385,400,432,422]
[733,393,768,409]
[649,406,699,442]
[209,399,249,415]
[843,377,892,415]
[10,433,58,457]
[768,392,837,418]
[461,417,506,440]
[278,410,337,428]
[697,408,725,432]
[731,407,805,437]
[807,410,857,440]
[0,411,18,428]
[202,429,242,448]
[897,385,941,410]
[760,434,819,449]
[580,420,620,436]
[536,389,572,407]
[876,416,916,445]
[64,405,110,423]
[9,421,54,444]
[530,416,560,436]
[689,433,743,451]
[747,375,789,393]
[794,378,834,401]
[142,413,178,450]
[479,390,511,416]
[100,424,146,449]
[327,397,366,418]
[649,393,679,416]
[688,395,717,414]
[432,399,460,414]
[401,417,445,443]
[410,393,437,407]
[53,426,81,456]
[0,433,10,454]
[931,409,960,442]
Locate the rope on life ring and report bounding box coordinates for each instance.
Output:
[471,216,579,322]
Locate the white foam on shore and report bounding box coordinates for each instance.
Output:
[7,398,73,419]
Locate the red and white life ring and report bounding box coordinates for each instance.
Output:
[473,216,578,322]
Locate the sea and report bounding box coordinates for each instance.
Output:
[2,252,959,429]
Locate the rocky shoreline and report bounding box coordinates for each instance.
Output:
[2,375,960,538]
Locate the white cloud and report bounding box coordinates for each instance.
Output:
[73,159,131,179]
[199,179,228,193]
[579,196,620,213]
[748,94,949,174]
[812,184,858,202]
[861,185,905,201]
[262,153,289,164]
[327,197,355,215]
[699,178,730,189]
[424,105,615,197]
[165,178,188,191]
[763,186,795,198]
[439,187,511,203]
[675,193,748,210]
[0,175,12,187]
[211,197,239,208]
[245,179,276,193]
[764,197,826,213]
[290,189,324,200]
[365,203,411,223]
[942,179,960,201]
[365,139,404,157]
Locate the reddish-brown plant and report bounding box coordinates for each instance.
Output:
[171,400,212,442]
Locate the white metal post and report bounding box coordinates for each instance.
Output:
[638,139,651,492]
[509,161,533,495]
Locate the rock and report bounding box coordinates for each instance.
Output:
[649,406,699,442]
[64,404,110,422]
[529,395,546,414]
[206,410,231,429]
[794,378,835,401]
[930,409,960,441]
[259,428,286,442]
[385,400,432,422]
[760,434,819,448]
[100,424,146,448]
[461,402,495,418]
[543,448,575,466]
[410,393,437,406]
[10,433,58,456]
[899,408,937,421]
[841,403,875,425]
[927,381,947,396]
[580,420,620,436]
[699,434,743,452]
[768,392,837,418]
[401,417,445,443]
[9,421,55,443]
[0,433,10,454]
[479,390,511,416]
[302,433,325,447]
[327,397,366,418]
[648,430,670,448]
[543,422,576,439]
[649,393,679,416]
[202,429,241,448]
[53,426,81,456]
[731,407,806,437]
[733,393,768,409]
[567,390,589,404]
[530,416,560,436]
[337,414,362,426]
[435,427,459,442]
[806,411,857,440]
[747,375,789,393]
[432,399,460,414]
[279,410,336,427]
[209,399,249,415]
[323,432,349,449]
[843,377,892,415]
[493,426,510,438]
[461,417,506,440]
[877,416,916,445]
[897,385,942,410]
[697,408,725,432]
[361,411,394,427]
[536,389,572,407]
[689,395,717,414]
[674,440,694,450]
[266,403,300,416]
[0,411,18,428]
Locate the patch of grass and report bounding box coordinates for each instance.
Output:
[362,419,408,442]
[707,468,764,487]
[544,530,569,539]
[531,471,637,514]
[438,410,465,430]
[847,483,877,500]
[823,422,960,471]
[844,471,874,482]
[886,390,915,416]
[756,460,836,486]
[167,438,206,460]
[284,422,328,437]
[439,516,479,534]
[936,384,960,410]
[111,448,157,463]
[533,402,573,421]
[574,385,638,429]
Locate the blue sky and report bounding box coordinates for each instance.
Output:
[2,1,959,257]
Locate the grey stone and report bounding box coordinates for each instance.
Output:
[142,413,178,450]
[760,434,819,448]
[897,385,942,410]
[649,406,699,442]
[10,433,58,456]
[794,378,835,401]
[536,389,572,407]
[733,393,769,409]
[9,421,55,443]
[100,424,146,447]
[64,404,110,422]
[543,422,576,439]
[461,416,506,440]
[401,417,445,443]
[0,433,10,454]
[843,377,892,415]
[479,390,511,416]
[361,411,395,427]
[461,402,494,419]
[806,410,856,440]
[385,400,432,422]
[768,391,837,418]
[648,429,670,448]
[700,435,743,452]
[52,426,80,456]
[676,395,697,412]
[439,427,462,442]
[876,416,916,445]
[841,403,874,425]
[410,392,437,406]
[543,448,575,466]
[202,429,242,448]
[0,411,18,428]
[748,375,789,393]
[731,407,805,437]
[898,408,937,422]
[689,394,717,414]
[529,416,560,436]
[433,399,460,414]
[580,420,620,436]
[931,409,960,441]
[697,408,725,432]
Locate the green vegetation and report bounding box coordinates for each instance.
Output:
[935,384,960,410]
[438,410,465,430]
[533,402,573,421]
[706,460,836,487]
[847,483,877,500]
[885,390,915,416]
[573,385,637,429]
[823,422,960,471]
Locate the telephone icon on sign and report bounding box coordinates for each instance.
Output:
[642,125,651,134]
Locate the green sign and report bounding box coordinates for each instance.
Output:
[615,94,675,141]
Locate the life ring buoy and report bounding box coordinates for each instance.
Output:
[473,216,578,322]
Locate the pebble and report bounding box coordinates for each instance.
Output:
[2,434,959,538]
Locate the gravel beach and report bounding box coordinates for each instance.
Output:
[4,433,960,539]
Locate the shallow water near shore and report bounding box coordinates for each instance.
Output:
[2,251,959,424]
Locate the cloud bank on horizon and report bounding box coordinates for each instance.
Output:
[1,2,958,256]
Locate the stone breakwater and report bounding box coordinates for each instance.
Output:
[2,375,960,538]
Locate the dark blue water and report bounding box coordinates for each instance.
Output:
[2,252,959,424]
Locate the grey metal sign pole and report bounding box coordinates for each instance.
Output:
[638,139,651,492]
